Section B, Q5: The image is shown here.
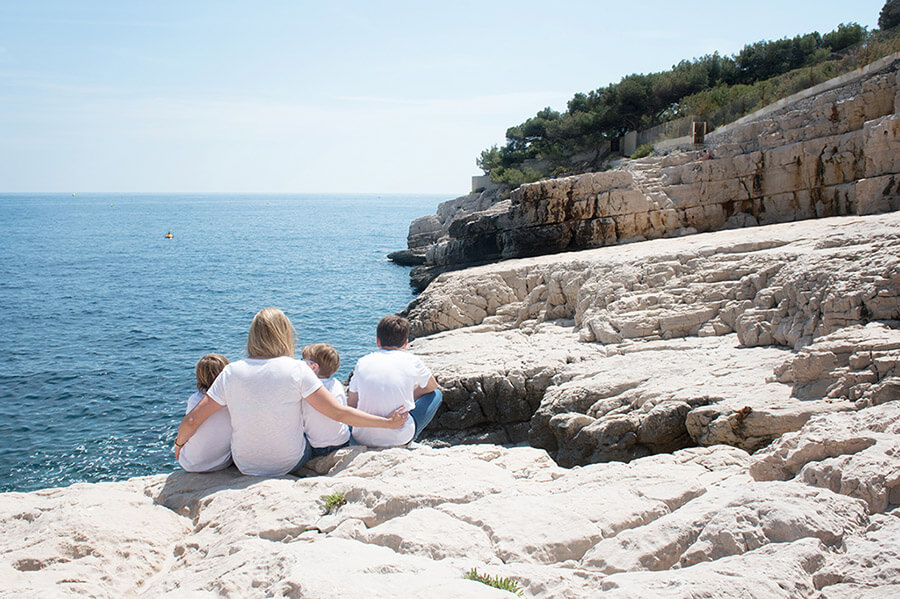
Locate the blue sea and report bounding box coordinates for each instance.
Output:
[0,192,445,493]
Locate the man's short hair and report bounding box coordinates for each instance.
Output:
[377,314,410,348]
[301,343,340,378]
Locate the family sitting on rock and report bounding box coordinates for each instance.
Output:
[173,308,441,476]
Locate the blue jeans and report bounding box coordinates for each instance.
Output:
[348,390,443,445]
[310,441,351,458]
[288,441,314,474]
[410,389,442,441]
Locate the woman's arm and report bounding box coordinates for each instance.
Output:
[174,395,223,459]
[305,386,407,429]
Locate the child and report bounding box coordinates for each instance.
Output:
[177,353,233,472]
[301,343,352,457]
[348,314,442,447]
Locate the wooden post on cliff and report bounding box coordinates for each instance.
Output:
[692,121,707,146]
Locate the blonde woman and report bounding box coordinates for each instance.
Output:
[174,307,407,476]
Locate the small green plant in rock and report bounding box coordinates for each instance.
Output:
[630,143,653,159]
[322,491,346,515]
[464,568,524,596]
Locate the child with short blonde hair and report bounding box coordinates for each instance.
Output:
[301,343,351,457]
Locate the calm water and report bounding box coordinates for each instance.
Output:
[0,193,444,492]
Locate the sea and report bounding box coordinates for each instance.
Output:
[0,192,446,493]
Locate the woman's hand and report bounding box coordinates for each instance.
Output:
[387,407,409,429]
[173,395,222,462]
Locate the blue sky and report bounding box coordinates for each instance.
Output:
[0,1,886,194]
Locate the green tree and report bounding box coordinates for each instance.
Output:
[822,23,868,52]
[880,0,900,30]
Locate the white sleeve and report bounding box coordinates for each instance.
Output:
[411,355,432,388]
[348,367,359,393]
[295,361,324,399]
[206,366,230,406]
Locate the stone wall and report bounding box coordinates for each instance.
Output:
[409,57,900,290]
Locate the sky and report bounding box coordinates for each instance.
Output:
[0,1,887,194]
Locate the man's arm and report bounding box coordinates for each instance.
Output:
[306,386,407,428]
[347,390,359,409]
[174,395,223,459]
[413,375,439,399]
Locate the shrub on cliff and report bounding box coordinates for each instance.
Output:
[477,19,877,186]
[880,0,900,30]
[631,143,653,159]
[822,23,868,52]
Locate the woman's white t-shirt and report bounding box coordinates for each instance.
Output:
[302,376,351,448]
[207,356,322,476]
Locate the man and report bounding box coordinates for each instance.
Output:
[348,314,441,446]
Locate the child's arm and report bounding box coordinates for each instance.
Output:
[413,375,439,399]
[305,387,407,429]
[347,390,359,408]
[174,395,223,459]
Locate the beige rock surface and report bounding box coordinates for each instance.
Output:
[2,403,898,597]
[407,213,899,462]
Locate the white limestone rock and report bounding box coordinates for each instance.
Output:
[2,413,899,599]
[407,212,899,462]
[750,401,900,513]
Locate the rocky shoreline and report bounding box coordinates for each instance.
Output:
[3,210,897,597]
[3,51,900,599]
[398,52,900,291]
[407,212,900,466]
[2,402,898,597]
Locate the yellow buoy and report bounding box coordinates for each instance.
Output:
[165,232,173,239]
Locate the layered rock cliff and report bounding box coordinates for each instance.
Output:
[401,53,900,291]
[407,212,900,464]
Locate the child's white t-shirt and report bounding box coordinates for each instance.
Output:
[177,391,233,473]
[302,376,351,448]
[348,349,432,447]
[207,356,322,476]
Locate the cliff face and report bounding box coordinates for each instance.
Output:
[406,212,900,462]
[405,54,900,291]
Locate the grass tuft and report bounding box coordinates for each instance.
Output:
[464,568,525,596]
[322,491,347,515]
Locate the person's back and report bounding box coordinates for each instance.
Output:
[300,343,351,453]
[349,315,441,447]
[209,356,320,476]
[349,350,429,446]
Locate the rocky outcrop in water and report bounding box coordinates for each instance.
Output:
[3,402,898,597]
[388,189,502,286]
[400,54,900,291]
[406,212,900,462]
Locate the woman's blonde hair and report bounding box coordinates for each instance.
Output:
[247,307,296,359]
